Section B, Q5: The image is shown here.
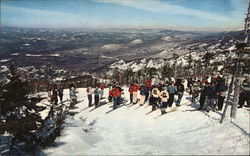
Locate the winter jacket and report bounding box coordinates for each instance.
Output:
[58,88,63,95]
[192,82,200,93]
[100,84,105,90]
[110,88,121,97]
[167,85,176,94]
[131,83,140,92]
[217,85,228,97]
[160,90,169,102]
[206,86,218,99]
[140,86,148,95]
[87,87,93,95]
[128,87,133,94]
[52,90,58,96]
[176,83,184,93]
[70,88,77,97]
[158,84,167,92]
[94,89,100,96]
[144,80,152,88]
[151,88,160,98]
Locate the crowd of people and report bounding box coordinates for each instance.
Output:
[46,75,250,114]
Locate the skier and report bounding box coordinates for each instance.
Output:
[203,82,218,112]
[158,80,167,105]
[187,77,193,95]
[100,83,105,99]
[87,86,93,107]
[175,79,184,106]
[198,82,209,110]
[139,84,148,106]
[131,82,140,104]
[52,88,58,105]
[167,81,176,107]
[217,80,228,111]
[150,86,160,111]
[47,83,52,102]
[108,85,113,102]
[69,82,75,90]
[191,80,201,103]
[116,85,124,105]
[69,86,77,106]
[110,85,121,109]
[160,89,169,114]
[202,76,207,86]
[144,79,152,102]
[128,84,133,104]
[238,79,250,108]
[58,86,64,103]
[94,86,100,108]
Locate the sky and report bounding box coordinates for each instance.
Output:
[0,0,249,31]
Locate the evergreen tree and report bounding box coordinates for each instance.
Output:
[161,64,174,79]
[0,65,43,154]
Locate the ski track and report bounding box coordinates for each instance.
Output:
[43,88,250,155]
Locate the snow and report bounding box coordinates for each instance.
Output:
[0,59,11,63]
[47,54,60,57]
[10,53,20,56]
[44,88,250,155]
[228,45,236,51]
[23,43,31,46]
[129,39,143,45]
[102,44,123,51]
[161,36,172,41]
[26,54,43,57]
[0,66,9,73]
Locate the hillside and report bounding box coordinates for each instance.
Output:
[41,88,250,155]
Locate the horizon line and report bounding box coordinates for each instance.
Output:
[1,25,244,33]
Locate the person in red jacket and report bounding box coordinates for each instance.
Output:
[100,83,105,99]
[128,84,133,104]
[110,85,121,109]
[144,80,152,102]
[131,82,140,104]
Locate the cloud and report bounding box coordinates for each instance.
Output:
[1,5,79,19]
[94,0,231,22]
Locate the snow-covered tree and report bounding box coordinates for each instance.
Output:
[0,65,43,154]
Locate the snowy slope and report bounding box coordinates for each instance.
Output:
[44,88,250,155]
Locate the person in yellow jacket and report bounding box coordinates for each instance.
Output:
[160,90,169,114]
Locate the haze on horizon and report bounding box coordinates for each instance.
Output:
[0,0,248,31]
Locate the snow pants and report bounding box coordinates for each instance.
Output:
[203,98,217,112]
[140,95,146,105]
[168,93,175,107]
[176,92,183,106]
[192,91,199,102]
[218,96,225,111]
[151,97,159,110]
[113,97,118,109]
[199,94,206,109]
[132,92,138,104]
[145,90,150,102]
[94,95,99,107]
[88,95,92,107]
[108,95,112,102]
[130,94,133,104]
[238,91,250,107]
[59,93,63,102]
